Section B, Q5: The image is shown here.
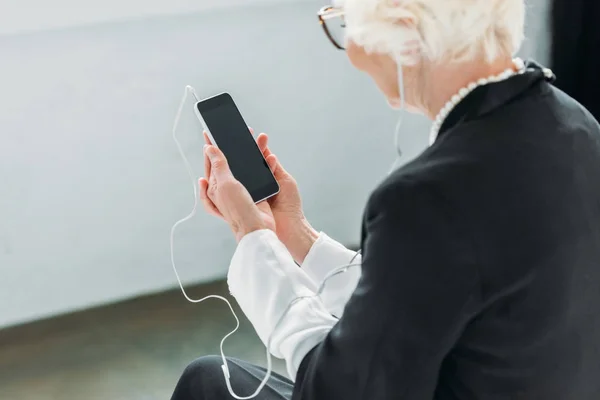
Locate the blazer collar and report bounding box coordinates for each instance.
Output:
[437,60,556,140]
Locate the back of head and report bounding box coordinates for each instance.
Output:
[336,0,525,65]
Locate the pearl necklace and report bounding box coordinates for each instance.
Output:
[429,58,526,145]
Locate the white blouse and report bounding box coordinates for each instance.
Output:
[227,229,362,380]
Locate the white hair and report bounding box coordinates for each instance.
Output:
[335,0,525,65]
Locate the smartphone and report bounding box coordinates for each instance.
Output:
[194,92,280,203]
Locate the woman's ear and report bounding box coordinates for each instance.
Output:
[385,0,418,25]
[392,13,417,28]
[383,2,423,62]
[399,39,422,59]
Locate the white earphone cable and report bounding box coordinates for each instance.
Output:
[170,85,363,399]
[170,86,272,399]
[388,59,406,175]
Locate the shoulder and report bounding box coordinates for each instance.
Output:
[365,146,473,223]
[363,144,485,272]
[361,147,480,290]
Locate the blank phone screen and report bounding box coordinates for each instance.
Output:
[197,94,278,202]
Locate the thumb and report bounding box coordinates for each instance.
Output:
[206,146,232,180]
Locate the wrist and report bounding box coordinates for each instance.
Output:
[282,218,319,264]
[234,223,269,243]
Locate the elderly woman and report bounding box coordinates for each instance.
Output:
[172,0,600,399]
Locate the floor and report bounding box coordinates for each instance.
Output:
[0,280,287,400]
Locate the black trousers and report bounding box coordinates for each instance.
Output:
[171,356,293,400]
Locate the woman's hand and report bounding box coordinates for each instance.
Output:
[199,144,275,243]
[201,130,318,263]
[253,130,319,264]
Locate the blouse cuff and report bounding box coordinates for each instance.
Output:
[302,232,360,284]
[227,229,337,378]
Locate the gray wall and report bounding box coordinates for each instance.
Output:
[0,0,551,328]
[0,0,303,36]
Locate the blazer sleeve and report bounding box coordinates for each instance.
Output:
[292,182,481,399]
[227,181,480,397]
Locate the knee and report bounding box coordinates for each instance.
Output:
[172,355,226,399]
[181,355,224,384]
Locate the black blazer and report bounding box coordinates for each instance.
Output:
[294,61,600,400]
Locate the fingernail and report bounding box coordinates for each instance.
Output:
[203,144,208,152]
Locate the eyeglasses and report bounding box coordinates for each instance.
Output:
[318,6,346,50]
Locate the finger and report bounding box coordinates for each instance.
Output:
[256,133,271,158]
[256,132,267,148]
[202,189,222,217]
[203,144,211,179]
[256,133,272,158]
[205,145,233,180]
[265,153,290,181]
[248,127,254,135]
[203,131,212,145]
[199,178,222,217]
[265,154,278,173]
